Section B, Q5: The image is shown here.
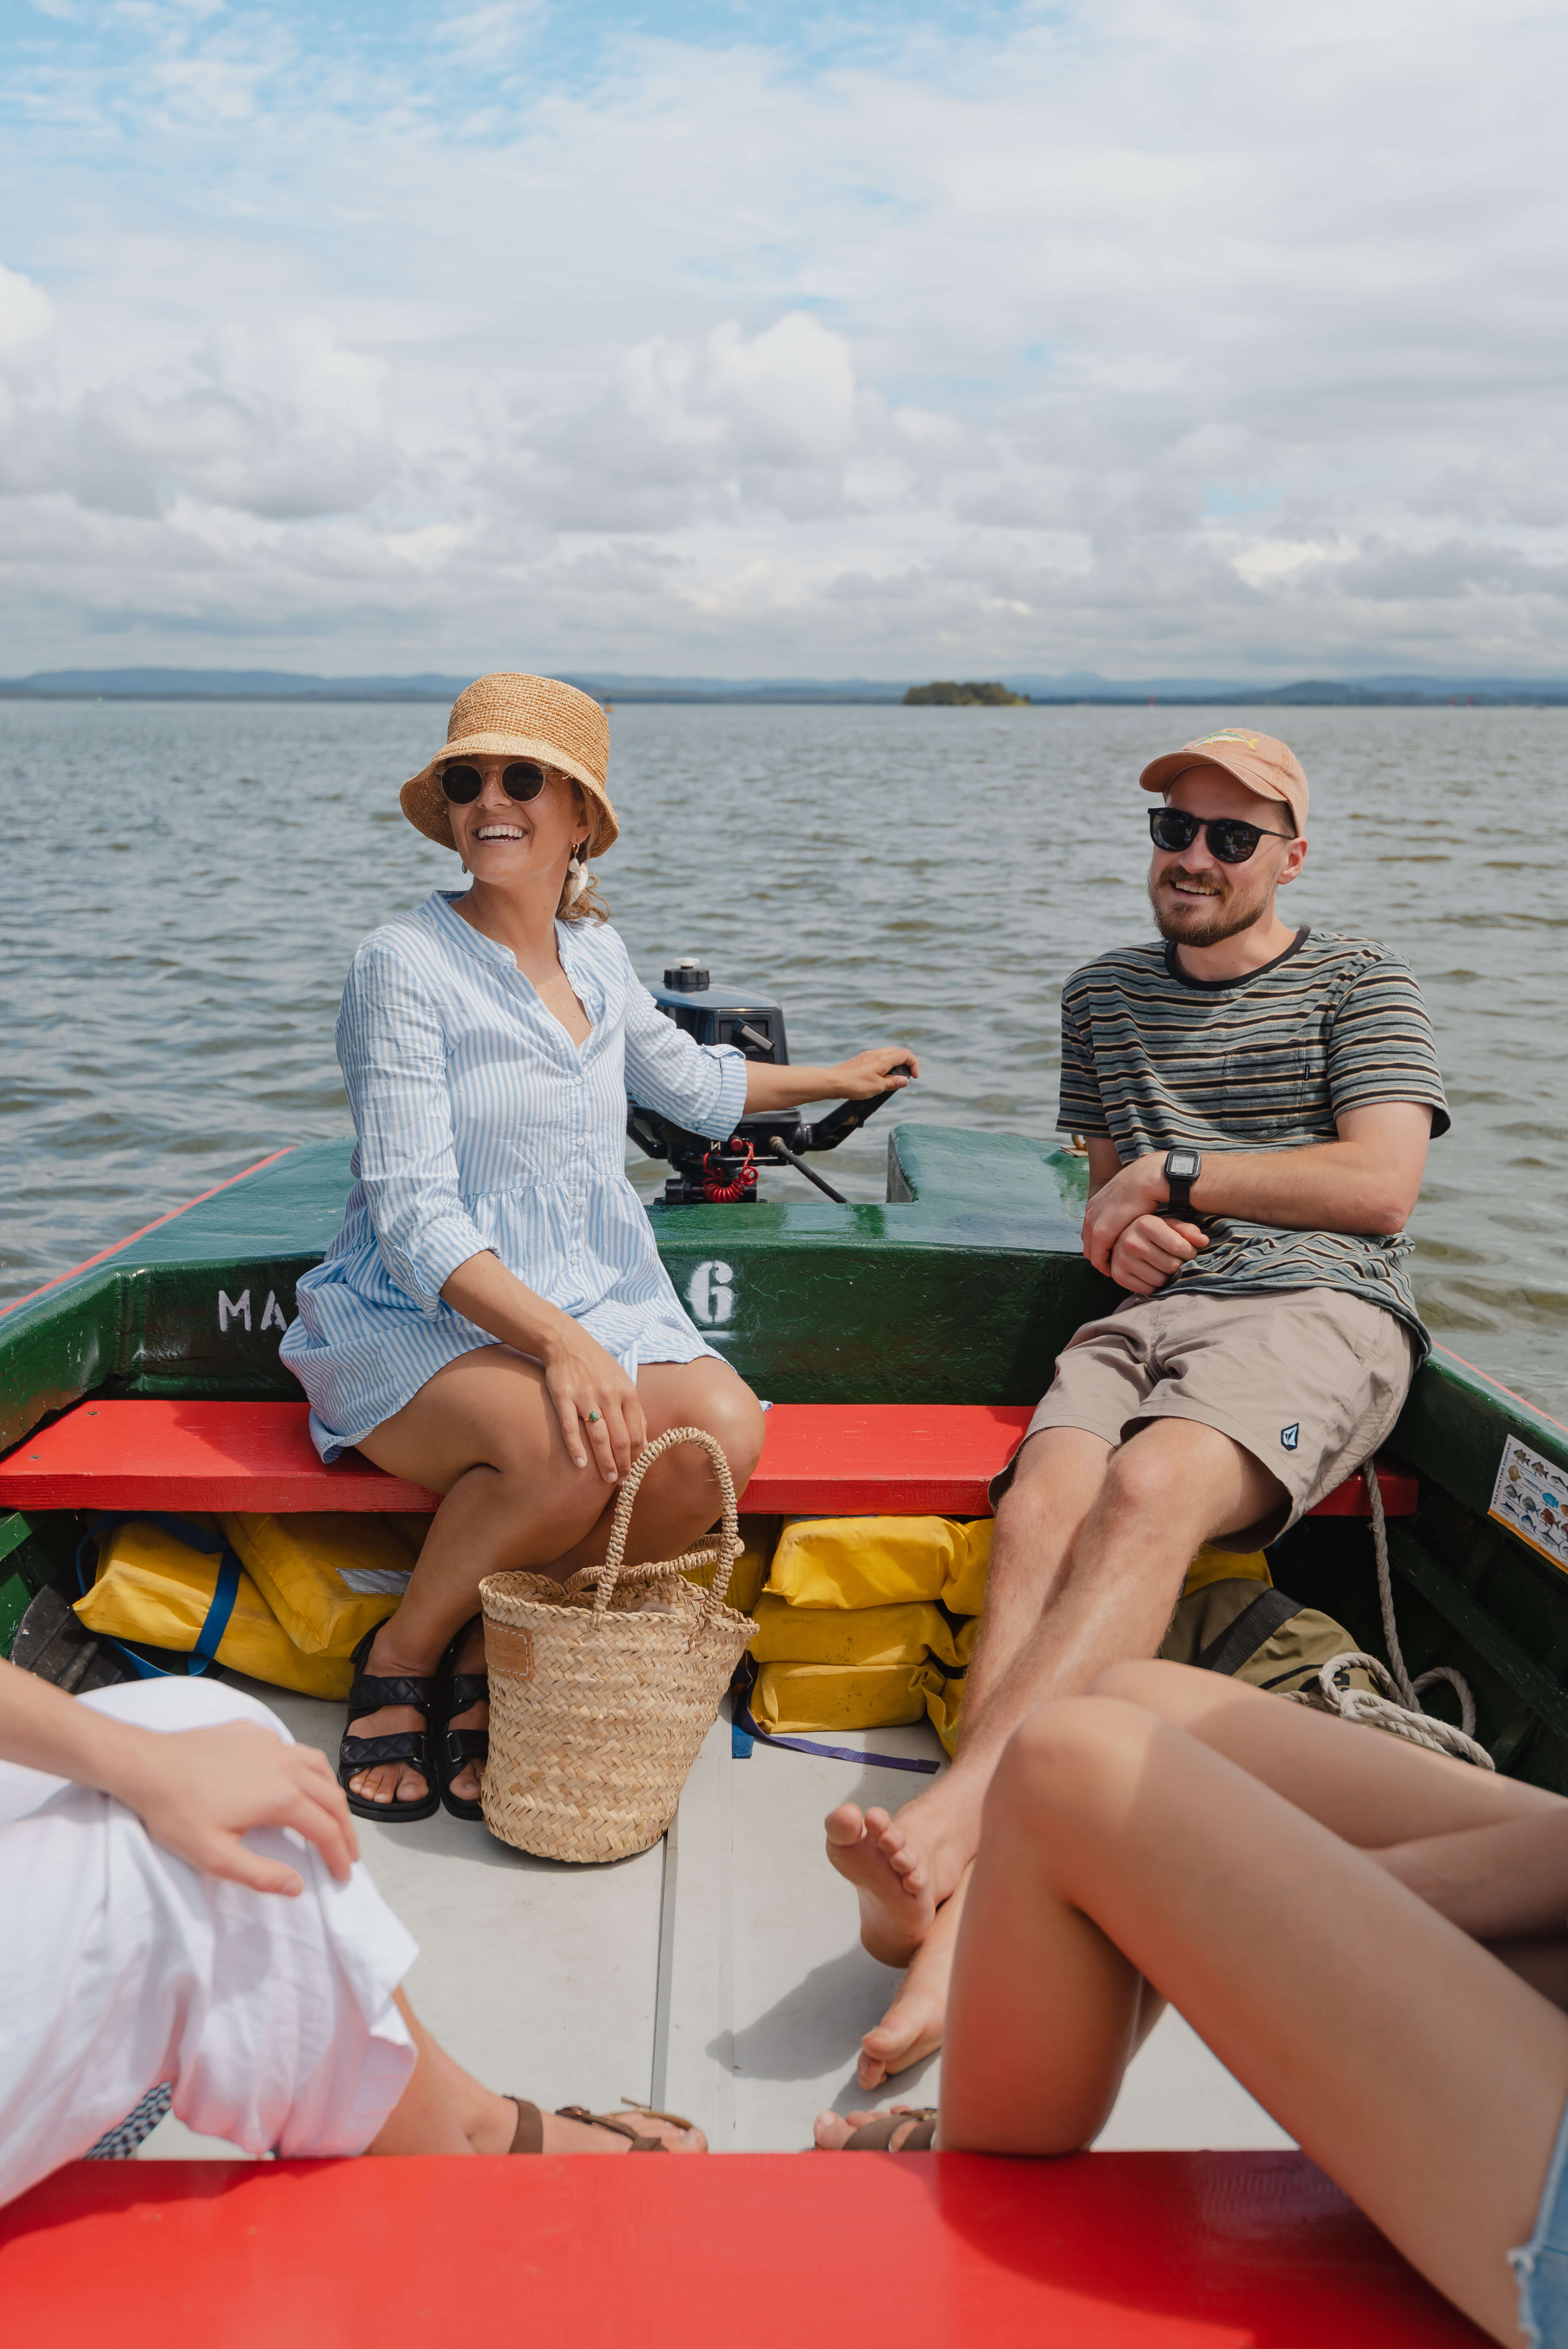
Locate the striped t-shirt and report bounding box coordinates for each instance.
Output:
[1057,926,1449,1346]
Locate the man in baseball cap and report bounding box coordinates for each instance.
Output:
[827,725,1450,2083]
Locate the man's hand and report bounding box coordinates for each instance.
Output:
[119,1722,359,1898]
[1108,1214,1210,1295]
[1083,1151,1175,1269]
[1082,1147,1208,1294]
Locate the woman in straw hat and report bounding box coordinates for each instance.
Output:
[281,674,916,1823]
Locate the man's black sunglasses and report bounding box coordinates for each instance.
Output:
[1148,808,1295,864]
[440,760,550,805]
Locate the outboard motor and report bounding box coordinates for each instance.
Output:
[627,958,911,1206]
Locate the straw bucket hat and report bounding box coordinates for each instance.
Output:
[400,673,619,857]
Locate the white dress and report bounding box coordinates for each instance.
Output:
[0,1679,418,2210]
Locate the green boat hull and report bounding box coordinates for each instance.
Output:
[4,1126,1568,1787]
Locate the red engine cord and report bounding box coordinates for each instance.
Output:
[702,1139,758,1203]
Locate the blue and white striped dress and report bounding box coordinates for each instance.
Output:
[281,891,748,1461]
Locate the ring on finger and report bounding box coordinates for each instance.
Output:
[586,1409,601,1424]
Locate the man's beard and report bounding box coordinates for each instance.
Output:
[1148,872,1267,948]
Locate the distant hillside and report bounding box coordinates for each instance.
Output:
[2,665,1566,707]
[904,680,1031,706]
[0,666,908,705]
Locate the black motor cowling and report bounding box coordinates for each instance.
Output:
[627,961,907,1205]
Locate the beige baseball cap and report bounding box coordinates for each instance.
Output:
[1139,728,1308,833]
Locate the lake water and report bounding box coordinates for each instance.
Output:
[3,697,1565,1419]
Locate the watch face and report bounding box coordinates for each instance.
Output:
[1167,1149,1200,1180]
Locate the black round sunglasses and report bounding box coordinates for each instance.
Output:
[440,759,550,805]
[1148,808,1294,864]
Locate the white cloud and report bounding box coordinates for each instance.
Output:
[0,264,55,371]
[1,0,1566,677]
[433,2,547,68]
[0,304,395,519]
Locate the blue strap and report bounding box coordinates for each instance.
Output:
[76,1514,244,1680]
[730,1679,940,1775]
[191,1545,242,1669]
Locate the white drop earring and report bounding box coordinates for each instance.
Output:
[563,839,590,903]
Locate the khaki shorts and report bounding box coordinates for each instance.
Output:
[995,1285,1417,1544]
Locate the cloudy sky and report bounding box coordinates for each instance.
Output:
[2,0,1563,682]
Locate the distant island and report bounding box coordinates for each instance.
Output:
[903,680,1032,706]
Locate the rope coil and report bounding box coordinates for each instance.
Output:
[1291,1463,1493,1769]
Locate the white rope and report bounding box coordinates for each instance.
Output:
[1292,1463,1494,1770]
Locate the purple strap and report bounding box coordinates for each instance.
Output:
[731,1683,939,1774]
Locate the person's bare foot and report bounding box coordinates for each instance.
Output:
[825,1802,934,1963]
[856,1862,970,2088]
[825,1784,974,1965]
[813,2104,935,2151]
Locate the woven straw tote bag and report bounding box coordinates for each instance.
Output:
[479,1426,756,1862]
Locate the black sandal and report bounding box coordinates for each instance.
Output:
[435,1618,489,1823]
[338,1623,440,1824]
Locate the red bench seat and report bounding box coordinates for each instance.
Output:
[0,2150,1481,2348]
[0,1398,1418,1520]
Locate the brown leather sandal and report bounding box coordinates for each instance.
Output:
[834,2106,938,2151]
[506,2098,697,2152]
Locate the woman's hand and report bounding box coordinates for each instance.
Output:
[829,1047,920,1100]
[119,1722,359,1897]
[0,1657,355,1899]
[542,1322,648,1483]
[741,1047,918,1116]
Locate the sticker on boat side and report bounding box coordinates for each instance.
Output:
[1490,1436,1568,1576]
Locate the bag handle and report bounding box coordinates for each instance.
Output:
[75,1513,244,1680]
[581,1425,742,1617]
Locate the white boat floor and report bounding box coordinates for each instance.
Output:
[140,1672,1292,2160]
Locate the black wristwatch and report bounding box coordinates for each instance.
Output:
[1162,1146,1202,1219]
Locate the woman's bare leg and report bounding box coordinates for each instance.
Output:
[1094,1659,1567,1843]
[852,1662,1568,2078]
[934,1698,1568,2347]
[367,1991,704,2153]
[850,1857,1169,2096]
[349,1351,763,1804]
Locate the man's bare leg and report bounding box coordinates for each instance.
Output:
[825,1416,1283,1962]
[855,1864,971,2089]
[826,1427,1111,1961]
